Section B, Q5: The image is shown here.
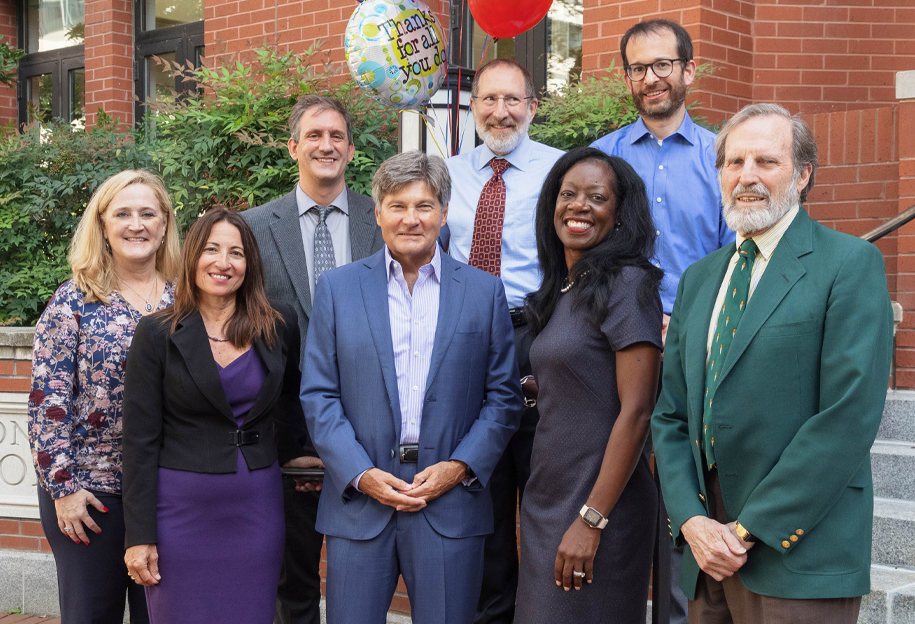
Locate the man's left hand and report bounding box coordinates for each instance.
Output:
[404,460,466,503]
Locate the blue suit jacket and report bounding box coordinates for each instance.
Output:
[301,248,523,541]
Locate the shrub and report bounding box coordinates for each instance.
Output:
[146,43,399,231]
[529,62,718,151]
[0,113,152,325]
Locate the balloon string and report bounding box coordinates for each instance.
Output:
[455,0,468,158]
[421,113,448,159]
[457,33,491,154]
[437,0,453,157]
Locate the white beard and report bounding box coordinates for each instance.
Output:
[475,115,530,155]
[722,174,799,235]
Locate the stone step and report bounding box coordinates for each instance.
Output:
[859,564,915,624]
[873,498,915,568]
[871,441,915,501]
[879,390,915,444]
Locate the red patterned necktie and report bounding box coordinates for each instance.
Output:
[468,158,511,276]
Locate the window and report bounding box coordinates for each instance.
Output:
[451,0,583,95]
[18,0,85,127]
[134,0,204,123]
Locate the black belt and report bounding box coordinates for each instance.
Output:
[399,444,418,464]
[230,430,260,447]
[509,307,527,328]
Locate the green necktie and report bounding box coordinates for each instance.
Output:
[703,239,759,469]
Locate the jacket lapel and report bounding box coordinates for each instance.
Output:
[269,191,313,317]
[170,311,235,423]
[717,209,812,385]
[685,250,731,438]
[360,251,403,441]
[242,333,284,425]
[425,254,464,393]
[348,189,381,261]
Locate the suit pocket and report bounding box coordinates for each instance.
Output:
[758,318,820,337]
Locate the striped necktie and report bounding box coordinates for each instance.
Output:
[703,239,759,469]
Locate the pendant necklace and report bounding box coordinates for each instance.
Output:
[120,274,158,312]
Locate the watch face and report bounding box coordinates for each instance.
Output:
[583,508,602,526]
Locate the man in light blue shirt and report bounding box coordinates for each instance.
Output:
[591,20,734,624]
[446,58,563,624]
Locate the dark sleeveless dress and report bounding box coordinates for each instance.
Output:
[516,266,662,623]
[145,348,285,623]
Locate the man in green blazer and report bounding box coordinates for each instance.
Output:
[652,103,893,623]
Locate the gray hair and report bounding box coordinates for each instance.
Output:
[472,58,536,100]
[714,103,818,203]
[289,95,354,145]
[372,151,451,208]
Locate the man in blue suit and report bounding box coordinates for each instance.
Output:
[301,150,523,624]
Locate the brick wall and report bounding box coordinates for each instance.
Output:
[0,517,51,553]
[582,0,915,125]
[894,100,915,388]
[84,0,134,127]
[0,356,29,393]
[0,0,16,127]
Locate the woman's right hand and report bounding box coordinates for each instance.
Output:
[125,544,161,586]
[53,489,107,544]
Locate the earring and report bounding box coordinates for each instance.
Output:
[105,240,111,253]
[161,238,165,246]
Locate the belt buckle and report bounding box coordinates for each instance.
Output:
[399,444,419,464]
[231,430,259,447]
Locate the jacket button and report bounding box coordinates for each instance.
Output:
[790,535,798,542]
[391,449,395,458]
[782,541,791,549]
[796,529,804,536]
[698,493,706,502]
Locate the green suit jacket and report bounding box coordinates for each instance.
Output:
[652,207,893,600]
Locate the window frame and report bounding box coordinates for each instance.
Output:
[133,0,204,126]
[17,0,86,127]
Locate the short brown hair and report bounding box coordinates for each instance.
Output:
[164,209,281,348]
[289,95,354,145]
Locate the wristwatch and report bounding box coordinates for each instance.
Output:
[579,505,609,529]
[735,521,757,543]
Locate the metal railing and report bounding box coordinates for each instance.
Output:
[862,204,915,243]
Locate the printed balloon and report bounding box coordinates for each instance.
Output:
[344,0,446,110]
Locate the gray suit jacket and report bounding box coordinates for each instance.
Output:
[242,187,383,355]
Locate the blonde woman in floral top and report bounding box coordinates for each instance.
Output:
[28,170,179,624]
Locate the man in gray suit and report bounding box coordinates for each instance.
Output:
[242,94,384,624]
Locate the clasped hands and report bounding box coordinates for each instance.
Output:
[359,460,467,512]
[681,516,756,581]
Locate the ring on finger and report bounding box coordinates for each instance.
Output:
[573,570,586,578]
[63,527,72,534]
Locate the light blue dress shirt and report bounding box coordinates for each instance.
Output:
[591,114,735,315]
[446,135,564,308]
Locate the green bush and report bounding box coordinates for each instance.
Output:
[529,62,717,151]
[0,113,152,324]
[147,43,399,232]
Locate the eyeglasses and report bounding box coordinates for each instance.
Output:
[471,95,535,109]
[625,59,686,82]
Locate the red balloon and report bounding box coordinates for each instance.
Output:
[467,0,554,39]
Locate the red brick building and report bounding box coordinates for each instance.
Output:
[1,1,915,616]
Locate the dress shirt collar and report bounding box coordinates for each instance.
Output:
[384,244,442,284]
[735,204,799,262]
[627,113,701,147]
[471,134,534,174]
[295,184,349,217]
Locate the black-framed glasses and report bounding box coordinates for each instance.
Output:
[625,58,686,82]
[471,95,535,109]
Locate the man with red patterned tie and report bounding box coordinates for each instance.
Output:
[446,59,564,624]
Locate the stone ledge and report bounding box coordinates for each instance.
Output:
[0,328,35,349]
[899,70,915,101]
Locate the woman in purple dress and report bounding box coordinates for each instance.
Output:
[122,209,307,623]
[29,170,179,624]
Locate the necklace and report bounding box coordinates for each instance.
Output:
[207,335,230,343]
[560,270,590,294]
[119,274,158,312]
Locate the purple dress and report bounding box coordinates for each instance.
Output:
[145,348,285,623]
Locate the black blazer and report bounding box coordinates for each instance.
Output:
[122,302,305,547]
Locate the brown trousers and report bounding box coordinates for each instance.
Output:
[687,470,861,624]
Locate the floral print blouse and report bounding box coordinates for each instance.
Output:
[29,279,175,499]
